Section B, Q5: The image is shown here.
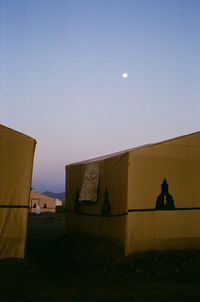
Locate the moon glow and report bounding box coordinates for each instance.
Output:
[122,72,128,79]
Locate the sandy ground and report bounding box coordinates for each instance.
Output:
[1,213,200,302]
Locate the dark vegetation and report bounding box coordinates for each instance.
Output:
[1,213,200,301]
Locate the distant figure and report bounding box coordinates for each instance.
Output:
[156,179,175,210]
[35,205,40,214]
[74,191,81,213]
[102,189,111,216]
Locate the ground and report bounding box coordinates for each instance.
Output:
[1,213,200,301]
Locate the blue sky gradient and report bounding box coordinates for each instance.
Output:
[1,0,200,192]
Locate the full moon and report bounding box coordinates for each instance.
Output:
[122,72,128,79]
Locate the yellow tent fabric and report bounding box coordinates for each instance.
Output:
[0,124,36,259]
[65,132,200,255]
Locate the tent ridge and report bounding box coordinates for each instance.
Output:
[0,123,36,142]
[67,131,200,166]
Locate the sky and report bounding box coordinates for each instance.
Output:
[1,0,200,193]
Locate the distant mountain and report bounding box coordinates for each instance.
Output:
[42,191,65,200]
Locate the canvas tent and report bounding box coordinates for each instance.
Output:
[65,132,200,255]
[0,124,36,259]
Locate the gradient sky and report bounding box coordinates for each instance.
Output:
[1,0,200,192]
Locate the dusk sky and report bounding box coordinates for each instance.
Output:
[1,0,200,193]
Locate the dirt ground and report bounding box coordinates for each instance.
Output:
[1,213,200,302]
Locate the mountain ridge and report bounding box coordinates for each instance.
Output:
[42,191,65,200]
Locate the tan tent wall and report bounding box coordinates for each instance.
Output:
[65,153,128,249]
[65,131,200,255]
[0,125,36,259]
[0,208,29,258]
[128,132,200,210]
[65,212,127,248]
[30,192,57,213]
[126,210,200,254]
[126,132,200,254]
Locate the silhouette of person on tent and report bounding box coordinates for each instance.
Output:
[156,179,175,210]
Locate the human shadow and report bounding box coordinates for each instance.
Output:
[156,179,175,210]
